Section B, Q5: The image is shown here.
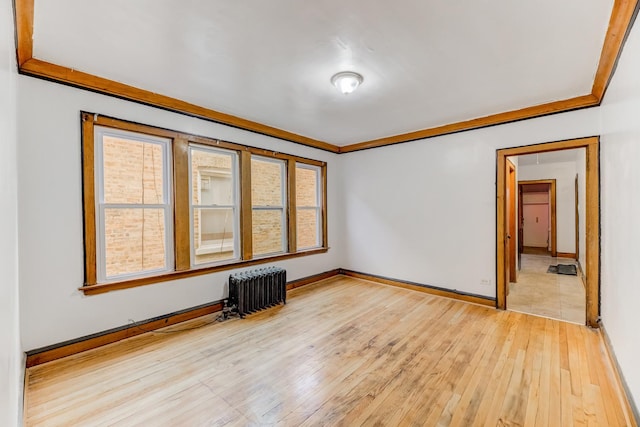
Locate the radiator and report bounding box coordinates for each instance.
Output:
[229,267,287,318]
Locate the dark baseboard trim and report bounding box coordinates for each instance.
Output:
[339,269,496,307]
[25,269,341,368]
[25,268,495,367]
[287,268,341,290]
[557,252,577,259]
[599,323,640,425]
[25,300,224,368]
[522,246,551,256]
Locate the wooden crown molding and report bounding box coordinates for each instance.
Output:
[338,95,599,153]
[592,0,640,100]
[14,0,33,66]
[13,0,639,154]
[19,59,339,153]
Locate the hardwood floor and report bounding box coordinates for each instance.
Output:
[24,276,634,426]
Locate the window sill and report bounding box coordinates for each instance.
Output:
[80,247,329,295]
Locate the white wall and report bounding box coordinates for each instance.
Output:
[600,14,640,415]
[0,1,22,426]
[18,77,344,351]
[340,108,600,297]
[518,160,578,254]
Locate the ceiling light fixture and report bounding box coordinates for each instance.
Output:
[331,71,363,95]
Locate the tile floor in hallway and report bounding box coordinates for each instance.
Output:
[508,253,586,324]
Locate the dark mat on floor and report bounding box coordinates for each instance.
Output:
[547,264,577,276]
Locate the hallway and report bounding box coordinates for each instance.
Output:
[508,254,586,324]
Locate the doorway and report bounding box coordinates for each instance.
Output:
[509,163,582,323]
[519,180,556,257]
[497,137,599,327]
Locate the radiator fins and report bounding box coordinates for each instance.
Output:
[229,267,286,318]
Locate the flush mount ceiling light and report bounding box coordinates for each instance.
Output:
[331,71,363,95]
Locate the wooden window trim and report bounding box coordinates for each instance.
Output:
[81,112,328,295]
[173,137,191,271]
[240,150,253,260]
[287,158,297,253]
[79,248,329,295]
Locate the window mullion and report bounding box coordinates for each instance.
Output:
[287,158,297,253]
[173,136,191,271]
[240,150,253,260]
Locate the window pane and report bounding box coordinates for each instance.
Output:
[103,136,164,204]
[297,209,319,249]
[251,158,283,206]
[190,146,238,267]
[193,208,236,264]
[253,209,284,256]
[296,166,318,207]
[104,208,167,277]
[251,157,285,256]
[191,149,234,206]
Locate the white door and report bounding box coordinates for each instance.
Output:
[522,192,549,248]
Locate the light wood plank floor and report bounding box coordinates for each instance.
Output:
[25,276,634,426]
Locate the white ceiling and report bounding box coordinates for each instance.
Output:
[518,148,584,166]
[33,0,614,146]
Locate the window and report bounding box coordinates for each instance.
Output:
[94,126,173,283]
[189,145,239,266]
[82,113,327,293]
[296,163,322,249]
[251,156,287,256]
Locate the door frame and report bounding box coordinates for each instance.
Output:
[519,179,557,257]
[575,174,580,261]
[496,137,599,327]
[506,160,517,283]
